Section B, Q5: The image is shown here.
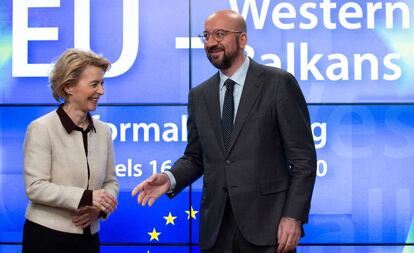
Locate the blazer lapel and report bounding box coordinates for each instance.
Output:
[203,73,226,154]
[226,60,263,156]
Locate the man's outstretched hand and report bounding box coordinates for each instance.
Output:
[131,173,170,206]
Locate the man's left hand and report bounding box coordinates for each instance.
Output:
[277,217,301,253]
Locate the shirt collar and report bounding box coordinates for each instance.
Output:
[56,104,96,134]
[219,56,250,89]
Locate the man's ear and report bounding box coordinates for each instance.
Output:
[239,32,247,48]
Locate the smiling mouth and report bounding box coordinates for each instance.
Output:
[208,50,224,59]
[209,48,223,53]
[207,45,224,54]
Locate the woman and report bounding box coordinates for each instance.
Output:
[23,48,119,253]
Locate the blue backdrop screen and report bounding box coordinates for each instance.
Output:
[1,105,413,245]
[1,0,414,252]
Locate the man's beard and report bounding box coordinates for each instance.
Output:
[207,51,232,69]
[206,41,240,70]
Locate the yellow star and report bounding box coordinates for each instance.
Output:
[163,212,177,225]
[185,206,199,220]
[147,228,161,241]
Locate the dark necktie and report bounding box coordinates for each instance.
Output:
[221,79,236,152]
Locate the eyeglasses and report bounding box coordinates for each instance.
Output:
[198,29,243,43]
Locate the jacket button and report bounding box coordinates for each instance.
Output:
[225,160,231,165]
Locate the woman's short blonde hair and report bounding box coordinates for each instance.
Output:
[49,48,111,102]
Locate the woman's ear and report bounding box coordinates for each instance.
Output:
[64,86,73,95]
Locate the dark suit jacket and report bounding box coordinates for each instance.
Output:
[168,59,316,249]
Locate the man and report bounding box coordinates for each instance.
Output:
[132,10,316,253]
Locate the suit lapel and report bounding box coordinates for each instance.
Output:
[203,73,226,154]
[226,60,263,157]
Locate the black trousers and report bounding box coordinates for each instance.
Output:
[201,201,296,253]
[22,220,100,253]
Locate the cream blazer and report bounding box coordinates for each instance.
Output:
[24,110,119,234]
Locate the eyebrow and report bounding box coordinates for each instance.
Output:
[89,79,103,84]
